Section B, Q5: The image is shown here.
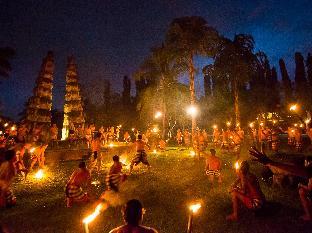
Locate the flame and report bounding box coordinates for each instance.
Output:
[152,127,159,133]
[83,203,103,224]
[4,123,8,127]
[10,126,16,131]
[272,120,277,124]
[190,151,196,157]
[212,125,217,129]
[91,180,101,185]
[120,157,127,165]
[35,169,44,179]
[226,121,231,126]
[131,128,135,131]
[234,161,240,170]
[290,104,297,111]
[154,111,162,119]
[294,123,298,127]
[189,203,201,213]
[249,122,254,128]
[109,143,114,148]
[30,147,36,153]
[260,122,264,127]
[305,119,311,124]
[300,124,304,128]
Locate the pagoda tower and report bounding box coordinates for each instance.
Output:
[26,51,54,127]
[62,56,85,139]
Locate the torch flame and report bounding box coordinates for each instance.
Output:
[226,121,231,127]
[154,111,162,119]
[35,169,44,179]
[109,143,114,148]
[189,203,201,213]
[4,123,8,127]
[234,161,240,170]
[83,203,103,224]
[153,149,157,154]
[190,151,196,157]
[30,147,36,153]
[212,125,217,129]
[290,104,297,111]
[249,122,254,128]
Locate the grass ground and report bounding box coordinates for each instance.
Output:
[1,145,312,233]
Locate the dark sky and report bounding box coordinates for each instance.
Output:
[0,0,311,119]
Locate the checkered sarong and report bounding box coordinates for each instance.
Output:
[206,170,221,177]
[65,184,85,201]
[132,151,149,165]
[105,173,122,192]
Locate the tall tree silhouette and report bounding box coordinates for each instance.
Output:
[279,58,292,105]
[202,64,213,97]
[122,75,131,106]
[294,52,308,104]
[165,16,220,139]
[0,47,15,80]
[306,53,312,85]
[213,34,257,124]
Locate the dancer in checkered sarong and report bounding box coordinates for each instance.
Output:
[105,155,127,192]
[129,135,151,174]
[65,162,91,207]
[205,149,222,183]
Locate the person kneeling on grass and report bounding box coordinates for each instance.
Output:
[226,161,266,221]
[129,135,151,174]
[205,149,222,184]
[249,147,312,221]
[65,161,92,207]
[109,199,158,233]
[0,150,24,208]
[105,155,127,192]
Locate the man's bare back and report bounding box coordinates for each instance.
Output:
[109,224,158,233]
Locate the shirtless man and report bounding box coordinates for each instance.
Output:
[205,149,222,183]
[65,161,91,207]
[226,161,265,221]
[29,143,48,171]
[129,135,151,174]
[250,148,312,221]
[109,199,158,233]
[105,155,127,192]
[90,133,102,172]
[0,150,20,207]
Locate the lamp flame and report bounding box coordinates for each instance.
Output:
[186,105,198,117]
[189,203,201,213]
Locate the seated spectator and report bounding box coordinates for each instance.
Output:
[250,147,312,221]
[226,161,265,221]
[109,199,158,233]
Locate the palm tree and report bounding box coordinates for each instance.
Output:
[165,16,220,140]
[213,34,257,124]
[0,47,15,79]
[135,44,183,138]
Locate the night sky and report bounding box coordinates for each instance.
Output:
[0,0,311,119]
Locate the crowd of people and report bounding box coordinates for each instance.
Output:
[1,119,312,233]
